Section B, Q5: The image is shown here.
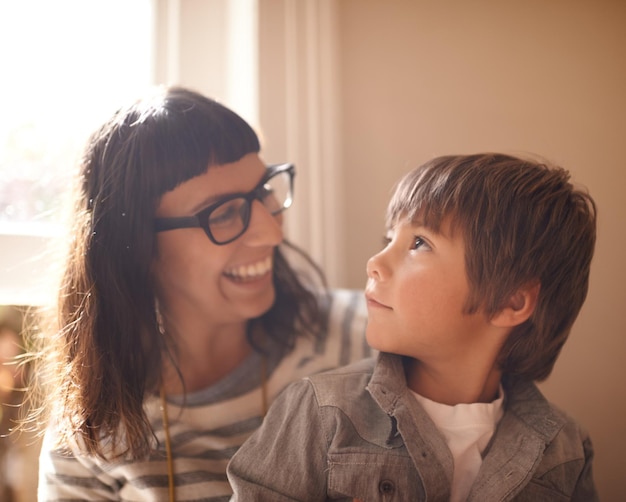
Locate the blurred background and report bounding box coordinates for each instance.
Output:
[1,1,624,500]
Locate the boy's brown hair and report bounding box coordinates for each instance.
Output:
[387,153,596,381]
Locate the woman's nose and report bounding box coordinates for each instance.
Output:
[242,199,284,246]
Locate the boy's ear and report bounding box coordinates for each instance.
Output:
[490,282,540,328]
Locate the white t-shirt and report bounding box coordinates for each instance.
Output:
[412,387,504,502]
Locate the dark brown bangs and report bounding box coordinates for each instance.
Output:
[146,87,261,197]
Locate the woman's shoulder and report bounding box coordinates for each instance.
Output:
[270,289,370,388]
[314,288,370,360]
[321,288,367,337]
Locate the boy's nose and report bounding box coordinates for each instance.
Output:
[242,199,284,246]
[366,251,388,280]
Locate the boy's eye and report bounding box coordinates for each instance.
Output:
[381,236,392,248]
[411,236,427,250]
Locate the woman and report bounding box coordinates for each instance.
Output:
[28,86,369,500]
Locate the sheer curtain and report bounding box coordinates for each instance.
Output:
[159,0,345,286]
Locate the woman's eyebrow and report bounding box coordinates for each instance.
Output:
[189,170,268,213]
[190,192,235,213]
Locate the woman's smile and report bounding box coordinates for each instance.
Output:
[224,256,273,282]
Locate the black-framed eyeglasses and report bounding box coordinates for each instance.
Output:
[154,163,294,245]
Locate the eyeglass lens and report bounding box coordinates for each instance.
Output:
[206,169,292,244]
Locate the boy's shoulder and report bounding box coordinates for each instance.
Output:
[306,356,377,385]
[302,357,378,407]
[502,377,593,453]
[496,378,596,496]
[504,377,585,428]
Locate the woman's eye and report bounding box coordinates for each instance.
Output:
[208,201,241,227]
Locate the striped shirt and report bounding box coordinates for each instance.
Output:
[38,289,370,501]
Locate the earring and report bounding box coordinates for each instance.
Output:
[155,298,166,336]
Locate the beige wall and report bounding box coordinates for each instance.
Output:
[334,1,625,499]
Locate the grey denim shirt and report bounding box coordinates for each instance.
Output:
[228,353,598,501]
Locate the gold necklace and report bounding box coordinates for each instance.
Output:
[159,355,268,502]
[159,386,175,502]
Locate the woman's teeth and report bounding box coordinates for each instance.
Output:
[225,256,272,280]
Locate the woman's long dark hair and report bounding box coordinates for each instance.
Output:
[26,86,325,459]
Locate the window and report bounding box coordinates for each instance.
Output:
[0,0,153,304]
[0,0,266,304]
[0,0,154,228]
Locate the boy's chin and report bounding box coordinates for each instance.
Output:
[365,328,387,353]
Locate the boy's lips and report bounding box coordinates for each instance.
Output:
[365,292,392,310]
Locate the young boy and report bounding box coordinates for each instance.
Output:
[227,153,598,501]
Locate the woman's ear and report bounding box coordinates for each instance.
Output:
[490,282,540,328]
